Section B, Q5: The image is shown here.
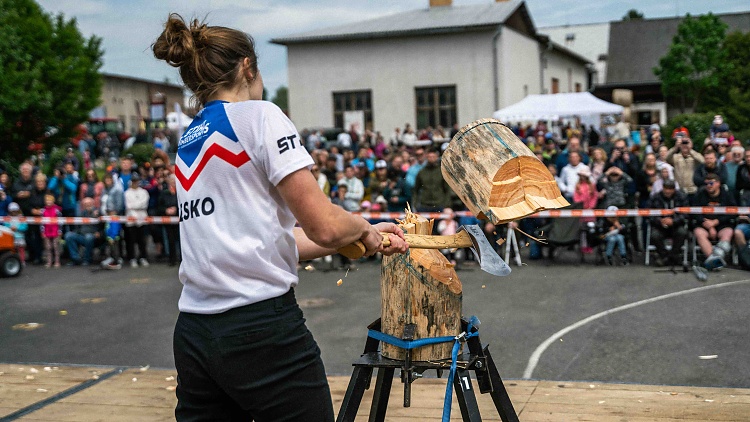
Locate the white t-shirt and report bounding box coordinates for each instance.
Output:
[175,100,313,314]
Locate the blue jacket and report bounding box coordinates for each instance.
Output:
[48,175,79,212]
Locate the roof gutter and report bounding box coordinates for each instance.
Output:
[492,24,503,111]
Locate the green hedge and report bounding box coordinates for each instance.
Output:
[122,143,155,167]
[665,112,716,151]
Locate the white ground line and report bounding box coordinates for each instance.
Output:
[522,278,750,380]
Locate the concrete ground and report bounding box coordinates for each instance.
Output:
[1,251,749,388]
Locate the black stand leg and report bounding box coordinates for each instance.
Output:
[454,368,482,422]
[484,348,520,422]
[368,368,394,422]
[337,318,519,422]
[337,367,374,422]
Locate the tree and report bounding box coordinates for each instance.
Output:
[622,9,644,21]
[271,86,289,112]
[0,0,103,170]
[653,13,727,113]
[714,31,750,140]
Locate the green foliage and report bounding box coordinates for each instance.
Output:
[0,0,103,168]
[622,9,644,21]
[122,143,155,166]
[43,147,84,176]
[271,86,289,111]
[653,14,727,112]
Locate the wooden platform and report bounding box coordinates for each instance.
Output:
[1,364,748,421]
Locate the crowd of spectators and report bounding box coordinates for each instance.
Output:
[0,133,180,270]
[2,113,749,273]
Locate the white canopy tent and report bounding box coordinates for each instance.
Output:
[492,92,623,127]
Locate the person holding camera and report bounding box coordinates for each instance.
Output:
[667,135,704,201]
[605,139,639,178]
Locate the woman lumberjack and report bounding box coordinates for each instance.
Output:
[152,14,408,421]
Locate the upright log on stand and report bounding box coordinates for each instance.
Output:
[381,209,462,361]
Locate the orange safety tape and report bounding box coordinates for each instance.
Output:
[1,207,748,225]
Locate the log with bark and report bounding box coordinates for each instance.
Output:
[380,208,462,361]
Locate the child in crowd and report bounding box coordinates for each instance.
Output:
[437,207,458,265]
[600,205,628,266]
[41,194,62,268]
[4,202,28,266]
[100,210,123,270]
[574,168,598,253]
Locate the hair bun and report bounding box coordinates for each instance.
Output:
[153,14,196,68]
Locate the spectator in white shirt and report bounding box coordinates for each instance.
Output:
[559,151,588,201]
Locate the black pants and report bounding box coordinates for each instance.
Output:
[173,289,334,422]
[651,224,688,263]
[124,225,148,260]
[165,225,180,265]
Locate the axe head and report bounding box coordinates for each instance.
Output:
[460,225,511,277]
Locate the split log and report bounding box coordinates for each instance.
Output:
[441,118,569,224]
[381,209,462,361]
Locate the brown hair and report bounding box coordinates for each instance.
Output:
[152,14,258,106]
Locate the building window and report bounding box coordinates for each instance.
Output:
[551,78,559,94]
[575,83,582,92]
[333,90,372,130]
[415,85,457,129]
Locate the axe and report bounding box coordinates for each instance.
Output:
[337,224,511,276]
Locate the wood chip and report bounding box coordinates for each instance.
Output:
[166,385,177,391]
[337,279,343,286]
[699,355,718,360]
[496,238,506,246]
[80,298,107,304]
[12,323,43,331]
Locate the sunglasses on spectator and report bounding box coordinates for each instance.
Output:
[706,180,718,185]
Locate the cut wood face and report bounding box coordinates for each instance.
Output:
[442,118,569,224]
[488,156,570,224]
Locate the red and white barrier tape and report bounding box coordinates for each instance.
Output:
[1,207,747,225]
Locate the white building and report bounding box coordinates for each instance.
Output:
[271,0,590,134]
[540,23,610,85]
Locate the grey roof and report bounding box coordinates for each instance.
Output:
[271,0,526,45]
[607,12,750,85]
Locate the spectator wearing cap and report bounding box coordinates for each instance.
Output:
[369,160,390,203]
[647,179,688,266]
[667,136,704,199]
[559,151,589,202]
[3,202,28,266]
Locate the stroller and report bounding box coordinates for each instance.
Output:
[534,202,585,263]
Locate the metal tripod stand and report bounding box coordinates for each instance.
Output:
[336,318,519,422]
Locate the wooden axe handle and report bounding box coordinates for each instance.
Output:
[337,231,473,259]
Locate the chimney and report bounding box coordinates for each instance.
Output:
[430,0,452,7]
